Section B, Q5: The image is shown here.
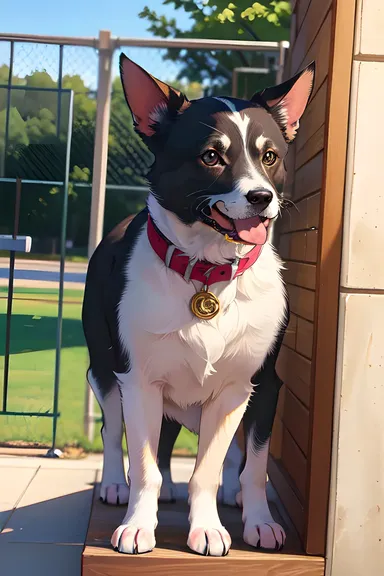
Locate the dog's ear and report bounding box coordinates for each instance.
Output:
[119,53,189,140]
[251,62,315,143]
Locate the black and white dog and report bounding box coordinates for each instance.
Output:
[82,55,314,557]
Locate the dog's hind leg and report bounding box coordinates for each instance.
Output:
[88,370,129,506]
[220,425,244,506]
[158,417,181,503]
[240,303,289,550]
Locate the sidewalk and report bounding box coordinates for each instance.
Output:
[0,258,87,290]
[0,452,195,576]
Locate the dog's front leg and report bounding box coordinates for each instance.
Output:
[187,387,250,556]
[111,370,163,554]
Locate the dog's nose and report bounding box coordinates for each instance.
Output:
[246,189,273,209]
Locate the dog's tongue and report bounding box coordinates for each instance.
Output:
[234,215,267,245]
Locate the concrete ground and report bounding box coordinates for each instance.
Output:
[0,452,195,576]
[0,257,87,289]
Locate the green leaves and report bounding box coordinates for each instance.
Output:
[138,1,291,41]
[240,1,291,26]
[136,0,290,98]
[217,7,236,23]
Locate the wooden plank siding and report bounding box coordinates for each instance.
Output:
[268,0,356,558]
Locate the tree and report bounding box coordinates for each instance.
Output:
[0,58,232,253]
[0,65,153,250]
[141,1,290,41]
[0,107,29,154]
[108,75,153,188]
[139,0,291,97]
[165,79,203,100]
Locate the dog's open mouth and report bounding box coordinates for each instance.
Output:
[202,202,270,245]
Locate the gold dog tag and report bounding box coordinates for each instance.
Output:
[224,233,243,245]
[190,285,220,320]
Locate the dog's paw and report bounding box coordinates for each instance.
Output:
[187,526,231,556]
[111,525,156,554]
[100,483,130,506]
[243,521,286,550]
[219,468,241,507]
[219,485,240,507]
[159,479,177,502]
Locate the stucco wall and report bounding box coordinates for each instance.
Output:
[327,1,384,574]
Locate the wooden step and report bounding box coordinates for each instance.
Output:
[82,483,324,576]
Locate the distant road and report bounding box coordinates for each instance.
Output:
[0,258,88,288]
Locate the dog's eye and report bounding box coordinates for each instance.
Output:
[262,150,277,166]
[201,149,221,167]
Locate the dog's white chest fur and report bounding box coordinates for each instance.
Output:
[117,227,286,412]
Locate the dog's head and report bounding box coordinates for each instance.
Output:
[120,54,314,247]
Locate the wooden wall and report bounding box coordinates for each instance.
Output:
[268,0,356,557]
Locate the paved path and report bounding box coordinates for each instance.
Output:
[0,258,88,290]
[0,453,195,576]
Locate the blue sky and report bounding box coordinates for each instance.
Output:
[1,0,193,87]
[1,0,191,38]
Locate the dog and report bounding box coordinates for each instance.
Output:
[82,54,314,557]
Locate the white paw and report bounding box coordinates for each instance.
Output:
[243,521,286,550]
[100,483,130,506]
[187,526,231,556]
[111,524,156,554]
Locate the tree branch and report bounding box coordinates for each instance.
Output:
[238,20,261,41]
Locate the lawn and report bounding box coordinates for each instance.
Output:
[0,287,197,455]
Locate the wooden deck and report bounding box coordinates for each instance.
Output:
[83,482,325,576]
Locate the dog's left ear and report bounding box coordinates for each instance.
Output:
[119,53,189,141]
[251,62,315,142]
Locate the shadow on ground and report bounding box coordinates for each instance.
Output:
[0,314,85,355]
[0,480,299,576]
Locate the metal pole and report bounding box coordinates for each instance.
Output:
[115,37,282,51]
[83,374,95,443]
[88,30,113,258]
[84,30,113,443]
[2,177,21,412]
[232,69,238,98]
[232,67,271,98]
[0,41,14,178]
[0,32,285,52]
[48,90,74,456]
[0,32,98,47]
[276,40,289,84]
[56,45,64,138]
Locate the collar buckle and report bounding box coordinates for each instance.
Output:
[231,257,240,280]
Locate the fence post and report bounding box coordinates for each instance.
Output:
[88,29,113,258]
[85,29,113,442]
[276,40,289,84]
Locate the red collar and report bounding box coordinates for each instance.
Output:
[147,214,263,286]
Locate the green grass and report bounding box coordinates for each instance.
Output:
[0,289,197,455]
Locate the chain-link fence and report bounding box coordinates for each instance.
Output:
[0,38,98,259]
[0,32,288,448]
[0,33,287,258]
[0,85,74,452]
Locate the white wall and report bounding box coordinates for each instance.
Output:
[327,1,384,574]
